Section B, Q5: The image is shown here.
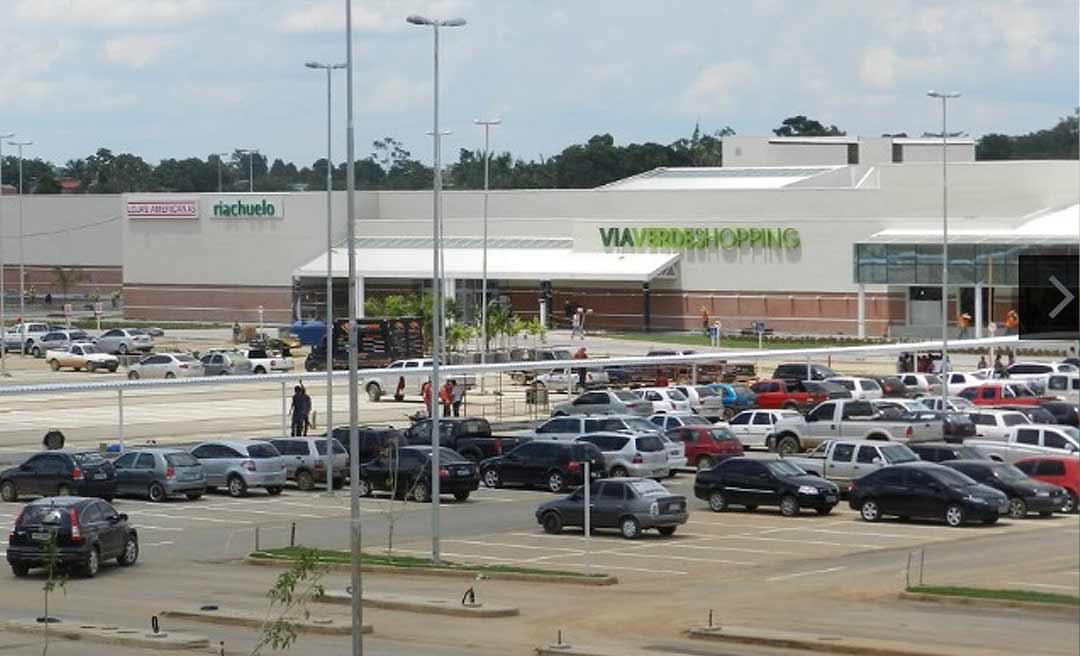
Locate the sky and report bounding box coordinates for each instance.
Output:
[0,0,1076,167]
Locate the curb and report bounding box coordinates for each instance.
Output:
[246,555,618,586]
[688,626,993,656]
[160,608,371,636]
[535,645,629,656]
[317,590,520,618]
[899,592,1080,618]
[1,619,209,651]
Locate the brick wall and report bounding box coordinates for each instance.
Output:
[124,284,292,323]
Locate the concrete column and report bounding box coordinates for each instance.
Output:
[857,284,866,339]
[355,276,365,318]
[974,282,983,339]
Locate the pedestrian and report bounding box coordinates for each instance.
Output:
[289,385,309,436]
[573,346,588,388]
[957,312,972,339]
[395,376,406,402]
[44,292,52,305]
[451,379,464,417]
[571,308,582,340]
[1007,351,1015,367]
[896,353,906,374]
[421,380,433,417]
[700,307,710,337]
[301,385,313,435]
[993,353,1005,378]
[439,380,453,417]
[977,354,988,370]
[232,321,242,343]
[1069,346,1077,360]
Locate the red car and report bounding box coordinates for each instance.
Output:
[958,383,1053,407]
[1014,456,1079,513]
[665,425,744,470]
[750,379,844,411]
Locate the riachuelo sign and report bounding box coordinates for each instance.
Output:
[599,226,801,250]
[211,197,284,219]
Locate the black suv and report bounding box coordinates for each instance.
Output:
[480,441,604,493]
[7,497,139,577]
[1,451,117,502]
[908,442,987,463]
[772,363,839,382]
[694,457,839,516]
[357,445,478,502]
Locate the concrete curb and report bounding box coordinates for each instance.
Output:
[245,555,618,586]
[535,645,624,656]
[688,625,995,656]
[899,591,1080,618]
[160,608,371,636]
[317,590,519,618]
[1,619,209,650]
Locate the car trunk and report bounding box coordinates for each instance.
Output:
[11,506,76,548]
[166,453,203,482]
[74,453,115,482]
[655,495,687,515]
[246,444,284,473]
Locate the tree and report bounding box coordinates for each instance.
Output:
[251,548,327,656]
[773,115,846,137]
[52,267,85,298]
[39,532,68,656]
[977,110,1079,160]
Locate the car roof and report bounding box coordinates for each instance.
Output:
[201,439,265,448]
[26,496,92,508]
[941,459,998,467]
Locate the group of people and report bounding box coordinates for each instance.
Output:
[289,384,313,435]
[421,379,465,418]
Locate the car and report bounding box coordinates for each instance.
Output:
[727,409,802,449]
[267,437,348,491]
[238,347,293,374]
[536,368,609,390]
[750,379,844,411]
[45,342,120,373]
[868,375,913,399]
[694,457,839,517]
[908,442,990,464]
[967,424,1080,462]
[523,415,663,442]
[480,441,604,493]
[649,412,712,432]
[917,396,976,412]
[706,383,757,418]
[943,372,986,396]
[189,440,287,497]
[1014,456,1079,513]
[785,439,920,486]
[535,477,688,539]
[1044,373,1080,403]
[199,351,254,376]
[7,497,139,578]
[3,322,53,354]
[824,376,884,400]
[967,409,1031,440]
[329,425,406,464]
[847,462,1009,527]
[768,399,941,455]
[402,417,524,464]
[1040,400,1080,427]
[958,382,1047,406]
[672,384,726,420]
[36,329,91,357]
[361,358,436,401]
[575,432,670,479]
[95,328,153,355]
[550,390,653,417]
[941,459,1070,518]
[111,449,206,502]
[357,445,479,502]
[996,404,1057,425]
[772,363,839,382]
[873,398,933,415]
[1006,361,1079,381]
[898,373,943,396]
[127,353,205,380]
[665,424,745,470]
[0,451,117,502]
[632,387,692,413]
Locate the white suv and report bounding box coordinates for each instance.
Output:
[968,409,1031,440]
[824,377,883,400]
[633,387,691,413]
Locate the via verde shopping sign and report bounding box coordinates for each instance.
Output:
[599,226,800,250]
[211,197,284,219]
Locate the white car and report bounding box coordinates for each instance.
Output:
[872,398,931,414]
[45,342,119,373]
[96,328,154,355]
[649,412,712,432]
[968,409,1031,440]
[824,377,883,400]
[671,385,725,420]
[943,372,984,396]
[362,358,432,401]
[727,409,801,449]
[633,387,691,413]
[1044,373,1080,403]
[898,373,943,396]
[4,322,53,355]
[237,347,294,374]
[1006,361,1079,381]
[127,353,205,380]
[536,368,610,389]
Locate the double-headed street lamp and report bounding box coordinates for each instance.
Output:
[237,148,260,192]
[407,12,466,566]
[927,90,960,413]
[7,140,32,320]
[0,132,13,375]
[474,119,500,391]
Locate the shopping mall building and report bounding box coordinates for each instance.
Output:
[3,136,1077,337]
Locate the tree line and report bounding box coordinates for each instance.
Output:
[0,112,1075,194]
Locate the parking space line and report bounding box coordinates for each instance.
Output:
[445,539,584,553]
[133,525,185,532]
[142,541,175,547]
[766,566,845,582]
[605,551,754,565]
[757,526,925,540]
[705,533,881,549]
[666,540,801,556]
[127,510,251,525]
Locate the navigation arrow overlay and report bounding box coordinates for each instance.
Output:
[1048,275,1075,319]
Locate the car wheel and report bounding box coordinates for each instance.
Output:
[296,470,316,492]
[56,484,72,497]
[332,477,345,490]
[776,436,799,456]
[117,534,139,567]
[779,495,800,517]
[696,455,714,471]
[816,505,833,516]
[366,383,382,402]
[118,344,128,355]
[127,371,140,380]
[147,482,166,502]
[453,490,470,502]
[859,499,881,522]
[412,480,431,503]
[10,562,30,577]
[542,511,563,535]
[254,366,266,374]
[356,478,372,497]
[108,365,118,373]
[1065,493,1078,514]
[609,466,629,478]
[85,363,94,372]
[620,516,642,540]
[657,526,677,537]
[30,346,40,357]
[185,492,203,501]
[1007,497,1027,519]
[164,372,176,379]
[49,359,60,371]
[83,546,101,578]
[944,503,966,527]
[707,491,727,512]
[546,471,565,493]
[227,475,248,498]
[482,468,501,489]
[0,481,17,502]
[266,486,283,496]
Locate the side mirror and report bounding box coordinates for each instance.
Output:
[872,457,883,465]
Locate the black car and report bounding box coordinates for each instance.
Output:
[848,462,1009,527]
[997,405,1057,425]
[694,457,839,517]
[908,442,988,463]
[941,460,1069,518]
[329,425,406,464]
[7,496,139,577]
[480,441,604,493]
[772,363,839,382]
[535,478,689,539]
[356,445,478,502]
[940,411,977,441]
[1039,401,1080,427]
[0,451,117,503]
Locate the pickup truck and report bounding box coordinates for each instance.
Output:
[767,399,943,455]
[957,382,1052,407]
[211,347,293,374]
[45,342,120,372]
[3,322,54,355]
[784,438,920,486]
[966,424,1080,462]
[750,379,847,411]
[403,417,525,463]
[361,359,475,402]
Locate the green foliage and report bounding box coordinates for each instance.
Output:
[445,322,476,352]
[773,115,846,137]
[908,585,1079,607]
[251,547,328,656]
[976,110,1079,161]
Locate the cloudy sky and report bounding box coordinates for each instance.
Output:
[1,0,1076,166]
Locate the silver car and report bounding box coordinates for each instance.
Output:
[96,328,153,355]
[127,353,205,380]
[35,329,90,357]
[190,440,287,497]
[673,385,726,420]
[575,432,670,478]
[525,414,670,442]
[551,390,653,417]
[200,351,254,376]
[111,448,206,501]
[267,437,348,491]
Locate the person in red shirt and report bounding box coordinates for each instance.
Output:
[439,381,453,418]
[421,380,432,416]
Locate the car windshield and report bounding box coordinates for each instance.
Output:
[957,447,984,459]
[666,389,688,401]
[709,427,737,441]
[993,464,1032,483]
[437,447,467,463]
[636,435,664,452]
[682,416,711,426]
[315,441,348,455]
[880,444,919,464]
[931,467,978,487]
[165,453,199,467]
[732,385,752,396]
[624,418,660,432]
[628,479,668,497]
[1003,414,1030,426]
[767,460,807,477]
[245,443,280,459]
[694,387,717,398]
[925,375,942,385]
[613,391,639,402]
[81,345,101,354]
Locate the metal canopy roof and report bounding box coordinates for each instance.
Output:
[598,166,841,191]
[859,204,1080,245]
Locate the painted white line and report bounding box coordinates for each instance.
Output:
[606,551,755,566]
[131,525,185,532]
[696,533,880,550]
[665,541,801,556]
[757,526,923,540]
[1008,582,1078,591]
[126,510,251,525]
[142,541,175,547]
[445,539,583,553]
[766,566,845,582]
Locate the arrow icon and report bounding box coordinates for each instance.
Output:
[1048,275,1075,319]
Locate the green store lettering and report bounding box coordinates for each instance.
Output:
[599,226,801,250]
[213,199,279,218]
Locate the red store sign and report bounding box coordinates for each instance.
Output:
[126,199,199,219]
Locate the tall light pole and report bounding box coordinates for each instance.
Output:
[0,133,13,376]
[238,148,259,192]
[8,140,32,321]
[212,152,230,192]
[474,119,500,392]
[408,12,466,565]
[306,60,346,494]
[928,90,960,414]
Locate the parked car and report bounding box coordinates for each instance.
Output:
[785,439,919,486]
[649,412,712,432]
[694,457,839,516]
[908,442,990,463]
[95,328,153,355]
[480,441,604,493]
[7,497,138,578]
[357,445,479,502]
[768,399,941,455]
[848,462,1008,527]
[941,460,1069,518]
[330,425,405,464]
[873,398,933,414]
[727,409,802,449]
[772,363,839,382]
[239,347,294,374]
[267,437,348,491]
[750,379,845,411]
[706,383,758,418]
[111,449,206,501]
[45,343,120,373]
[958,382,1048,407]
[199,351,254,376]
[36,329,91,357]
[535,478,688,539]
[575,432,670,479]
[1040,400,1080,427]
[967,424,1080,462]
[1014,456,1079,513]
[1044,373,1080,403]
[967,408,1031,440]
[944,372,986,396]
[536,368,609,390]
[551,390,653,417]
[189,440,287,497]
[127,353,205,380]
[0,451,116,502]
[869,375,913,398]
[672,384,725,420]
[918,396,976,412]
[3,322,53,354]
[824,377,884,400]
[1006,361,1079,381]
[402,417,523,464]
[996,404,1057,425]
[898,373,943,396]
[666,424,745,470]
[632,387,692,413]
[522,415,662,442]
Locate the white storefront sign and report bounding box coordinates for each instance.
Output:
[126,199,199,219]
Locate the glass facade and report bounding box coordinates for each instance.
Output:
[853,243,1077,285]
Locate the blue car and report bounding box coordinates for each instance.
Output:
[707,383,757,418]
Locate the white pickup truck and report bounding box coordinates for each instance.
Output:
[3,322,53,355]
[45,342,120,373]
[784,439,921,486]
[239,347,293,374]
[767,399,943,455]
[967,424,1080,462]
[361,358,476,402]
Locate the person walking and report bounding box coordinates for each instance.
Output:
[571,308,582,340]
[289,385,310,436]
[439,380,453,418]
[993,353,1006,378]
[232,322,242,343]
[421,380,433,417]
[451,379,464,417]
[573,346,588,389]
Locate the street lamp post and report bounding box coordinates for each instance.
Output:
[928,90,960,414]
[474,119,500,393]
[7,140,32,323]
[213,153,230,192]
[408,12,466,566]
[237,149,259,192]
[306,60,346,494]
[0,133,13,376]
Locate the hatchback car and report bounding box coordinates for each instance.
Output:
[7,497,138,578]
[0,451,116,502]
[95,328,153,355]
[941,459,1069,518]
[267,437,348,491]
[633,387,692,413]
[649,412,712,432]
[666,424,744,470]
[848,462,1008,527]
[480,441,604,493]
[200,351,254,376]
[535,478,688,539]
[824,376,884,400]
[111,448,206,502]
[1015,456,1079,513]
[694,457,839,516]
[550,390,652,417]
[672,385,725,420]
[190,440,287,497]
[706,383,758,418]
[726,409,802,449]
[127,353,204,380]
[357,445,478,502]
[528,415,664,442]
[575,432,670,479]
[35,329,91,357]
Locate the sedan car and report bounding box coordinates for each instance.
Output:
[35,329,91,357]
[480,441,604,493]
[1039,400,1080,427]
[357,445,478,502]
[941,459,1069,518]
[200,351,254,376]
[95,328,153,355]
[190,440,286,497]
[694,457,839,517]
[110,448,206,502]
[127,353,204,380]
[535,477,688,539]
[7,497,139,578]
[1015,456,1079,513]
[848,462,1009,527]
[0,451,117,502]
[550,390,653,417]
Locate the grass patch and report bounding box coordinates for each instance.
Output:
[608,331,884,350]
[252,546,601,578]
[908,585,1079,607]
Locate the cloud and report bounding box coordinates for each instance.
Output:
[104,35,179,68]
[359,76,429,114]
[859,47,898,89]
[677,61,755,115]
[988,2,1056,67]
[13,0,212,28]
[279,0,472,34]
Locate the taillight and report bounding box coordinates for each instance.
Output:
[165,466,176,480]
[439,467,450,479]
[242,460,256,472]
[9,510,23,539]
[567,461,580,473]
[633,453,643,464]
[847,482,856,494]
[69,508,81,543]
[495,440,503,455]
[71,466,83,481]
